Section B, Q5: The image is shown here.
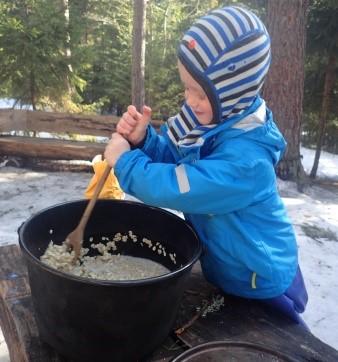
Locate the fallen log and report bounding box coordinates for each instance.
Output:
[0,109,163,162]
[0,136,105,161]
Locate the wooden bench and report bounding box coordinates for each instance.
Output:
[0,109,162,162]
[1,244,337,361]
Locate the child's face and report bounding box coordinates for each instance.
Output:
[178,61,213,125]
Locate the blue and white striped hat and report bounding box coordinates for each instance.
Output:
[178,6,271,123]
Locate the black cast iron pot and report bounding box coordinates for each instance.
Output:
[18,199,202,362]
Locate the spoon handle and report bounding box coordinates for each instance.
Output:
[78,164,112,229]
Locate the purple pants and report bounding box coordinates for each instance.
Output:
[261,266,309,328]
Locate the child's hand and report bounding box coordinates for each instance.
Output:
[104,133,131,168]
[116,105,152,145]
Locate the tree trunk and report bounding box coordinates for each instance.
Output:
[29,71,36,111]
[162,3,170,60]
[131,0,147,111]
[263,0,308,186]
[146,1,153,107]
[310,54,336,179]
[61,0,73,94]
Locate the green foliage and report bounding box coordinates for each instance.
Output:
[76,0,133,114]
[0,0,268,116]
[0,0,75,108]
[307,0,338,55]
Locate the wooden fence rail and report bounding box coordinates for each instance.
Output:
[0,109,163,161]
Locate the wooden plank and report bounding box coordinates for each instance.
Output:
[3,245,335,362]
[27,159,92,173]
[0,109,26,132]
[0,245,65,362]
[26,111,117,137]
[0,109,116,136]
[175,266,338,362]
[0,245,30,299]
[0,109,163,136]
[0,136,105,160]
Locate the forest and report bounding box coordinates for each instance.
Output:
[0,0,337,176]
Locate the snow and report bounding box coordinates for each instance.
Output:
[0,98,32,110]
[301,146,338,181]
[0,146,337,358]
[278,181,338,349]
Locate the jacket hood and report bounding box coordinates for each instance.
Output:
[211,98,287,166]
[178,6,271,123]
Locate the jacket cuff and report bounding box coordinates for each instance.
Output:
[130,128,148,149]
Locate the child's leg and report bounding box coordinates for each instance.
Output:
[284,265,308,313]
[261,266,309,328]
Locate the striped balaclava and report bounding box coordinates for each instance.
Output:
[167,6,271,148]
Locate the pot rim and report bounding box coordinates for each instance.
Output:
[171,340,298,362]
[18,199,202,287]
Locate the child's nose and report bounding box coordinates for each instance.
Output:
[186,93,198,109]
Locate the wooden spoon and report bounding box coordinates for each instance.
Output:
[65,164,112,262]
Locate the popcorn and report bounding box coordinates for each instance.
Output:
[40,231,179,281]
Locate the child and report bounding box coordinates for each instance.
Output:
[104,6,308,325]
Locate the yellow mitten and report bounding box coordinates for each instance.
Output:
[84,155,123,200]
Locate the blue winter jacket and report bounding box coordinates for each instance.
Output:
[114,98,298,299]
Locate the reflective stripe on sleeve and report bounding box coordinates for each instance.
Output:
[251,272,257,289]
[175,164,190,194]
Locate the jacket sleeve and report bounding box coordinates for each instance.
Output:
[114,146,274,215]
[138,125,176,163]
